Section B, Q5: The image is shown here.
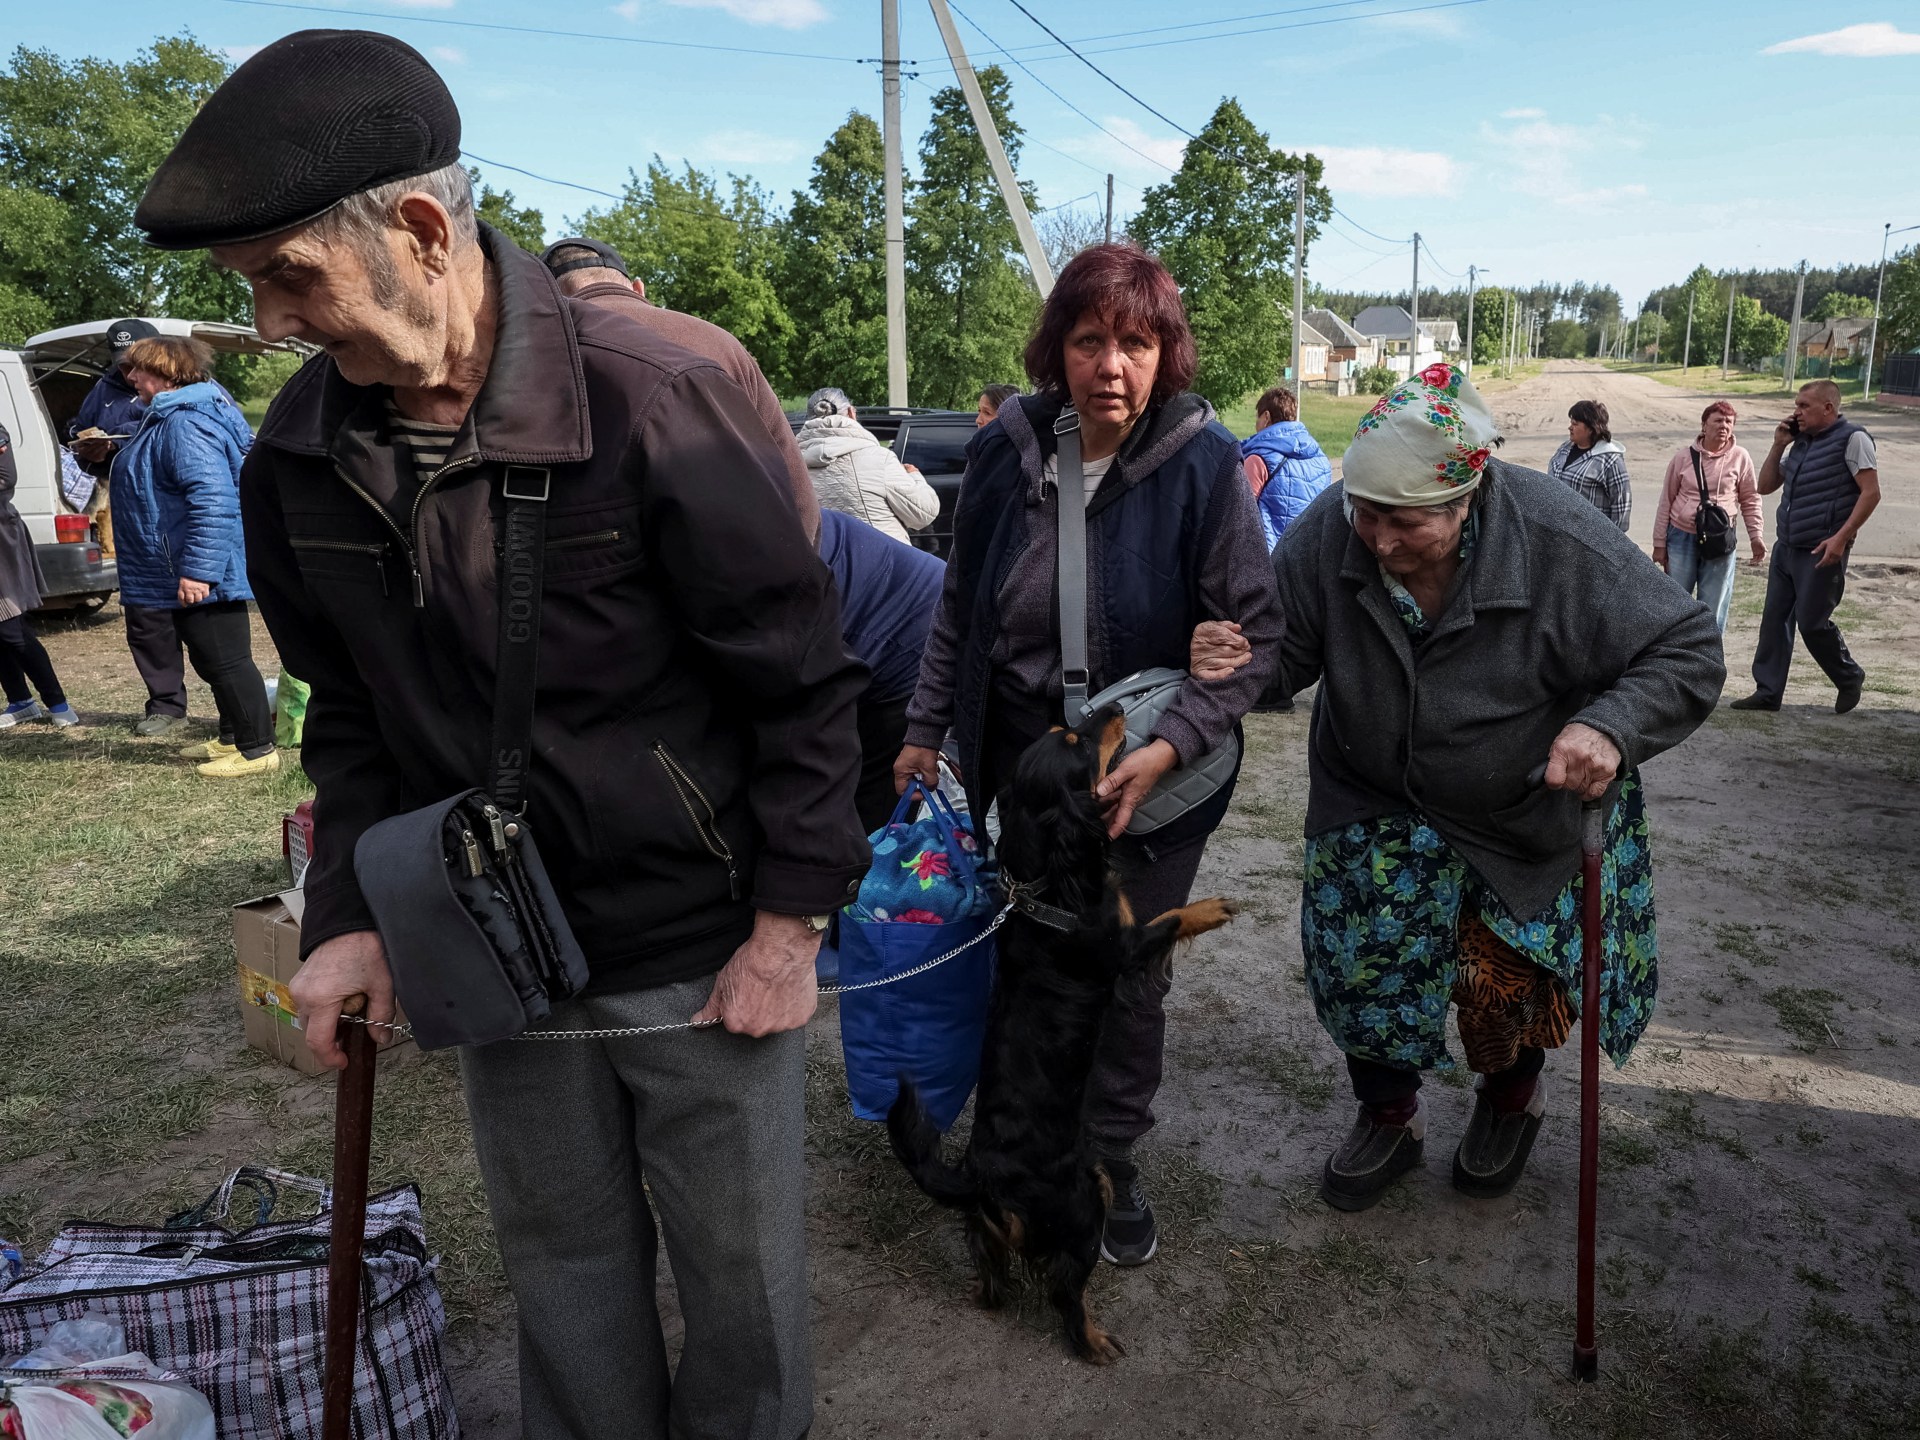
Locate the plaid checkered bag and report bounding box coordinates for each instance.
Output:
[0,1167,457,1439]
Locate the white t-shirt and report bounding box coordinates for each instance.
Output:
[1845,430,1877,475]
[1043,449,1117,500]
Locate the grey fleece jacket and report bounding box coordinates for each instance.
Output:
[904,393,1282,765]
[1274,459,1725,918]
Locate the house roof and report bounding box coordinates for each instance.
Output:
[1795,316,1873,347]
[1305,308,1370,347]
[1418,318,1461,344]
[1296,321,1335,349]
[1353,305,1415,336]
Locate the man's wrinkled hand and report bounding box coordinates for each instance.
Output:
[692,912,821,1036]
[289,930,395,1071]
[1543,722,1622,803]
[177,577,212,605]
[1095,737,1178,838]
[893,744,943,795]
[1190,619,1252,681]
[1811,533,1850,568]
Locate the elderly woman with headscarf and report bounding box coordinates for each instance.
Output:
[897,242,1283,1265]
[1270,364,1723,1211]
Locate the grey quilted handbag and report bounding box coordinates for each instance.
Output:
[1054,410,1240,835]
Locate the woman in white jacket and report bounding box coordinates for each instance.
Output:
[795,388,940,543]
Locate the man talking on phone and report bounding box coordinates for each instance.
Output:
[1730,379,1880,713]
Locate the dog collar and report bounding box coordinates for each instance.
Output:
[1000,873,1080,933]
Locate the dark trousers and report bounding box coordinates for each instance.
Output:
[1345,1046,1546,1112]
[1750,543,1865,701]
[1086,828,1211,1151]
[854,693,912,836]
[173,602,273,755]
[0,615,66,708]
[123,603,191,720]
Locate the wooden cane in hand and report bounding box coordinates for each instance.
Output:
[323,993,378,1440]
[1573,801,1604,1383]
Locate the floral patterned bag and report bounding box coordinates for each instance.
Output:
[837,779,997,1128]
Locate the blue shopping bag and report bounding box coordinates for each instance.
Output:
[837,779,998,1129]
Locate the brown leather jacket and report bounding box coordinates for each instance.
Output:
[241,227,868,988]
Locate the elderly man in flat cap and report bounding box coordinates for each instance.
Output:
[137,30,867,1440]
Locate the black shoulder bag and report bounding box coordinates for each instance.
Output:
[1689,448,1738,561]
[352,466,589,1050]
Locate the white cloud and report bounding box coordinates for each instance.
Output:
[1056,117,1186,179]
[1476,110,1645,208]
[610,0,643,19]
[1316,145,1457,197]
[697,128,804,165]
[1764,22,1920,57]
[1362,7,1466,39]
[663,0,828,28]
[222,43,266,63]
[429,45,467,65]
[1500,107,1545,119]
[1556,183,1649,209]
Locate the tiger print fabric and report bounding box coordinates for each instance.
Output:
[1451,915,1575,1075]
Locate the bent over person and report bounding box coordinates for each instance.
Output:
[136,33,869,1440]
[1270,365,1723,1211]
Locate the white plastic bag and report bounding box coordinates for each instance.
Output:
[2,1320,215,1440]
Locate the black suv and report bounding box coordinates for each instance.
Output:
[787,407,976,559]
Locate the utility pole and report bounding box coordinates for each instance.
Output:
[1409,232,1420,376]
[881,0,908,406]
[1721,280,1737,380]
[1291,177,1306,386]
[1784,259,1808,391]
[927,0,1054,296]
[1103,173,1113,245]
[1682,288,1695,376]
[1465,265,1483,376]
[1502,291,1512,373]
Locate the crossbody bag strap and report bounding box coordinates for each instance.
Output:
[1054,408,1091,725]
[1689,447,1711,511]
[490,465,552,815]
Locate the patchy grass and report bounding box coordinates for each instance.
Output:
[1761,986,1845,1052]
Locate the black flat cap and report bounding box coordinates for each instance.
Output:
[541,237,630,279]
[135,29,461,251]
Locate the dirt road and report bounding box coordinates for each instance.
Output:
[1463,359,1920,561]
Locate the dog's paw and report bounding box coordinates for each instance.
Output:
[1156,896,1238,941]
[1082,1326,1127,1365]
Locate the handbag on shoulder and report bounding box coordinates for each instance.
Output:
[1052,409,1240,835]
[352,465,589,1050]
[1689,448,1738,561]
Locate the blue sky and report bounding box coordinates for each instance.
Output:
[19,0,1920,312]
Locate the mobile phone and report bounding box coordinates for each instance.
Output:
[1785,416,1801,436]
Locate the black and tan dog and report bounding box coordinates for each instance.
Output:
[887,703,1235,1363]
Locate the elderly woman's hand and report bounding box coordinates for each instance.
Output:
[1543,722,1622,802]
[1096,737,1178,838]
[1190,620,1252,681]
[893,744,944,796]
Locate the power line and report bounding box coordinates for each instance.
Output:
[1419,241,1464,279]
[466,152,622,204]
[1012,0,1494,60]
[1009,1,1408,51]
[1001,0,1205,143]
[1325,221,1407,259]
[1331,206,1411,246]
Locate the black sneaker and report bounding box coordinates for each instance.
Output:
[1727,693,1781,712]
[1452,1075,1546,1200]
[1835,682,1864,715]
[1321,1096,1425,1212]
[1099,1157,1158,1266]
[133,714,188,737]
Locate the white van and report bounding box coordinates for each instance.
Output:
[4,318,308,609]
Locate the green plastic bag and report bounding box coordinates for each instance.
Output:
[274,672,311,749]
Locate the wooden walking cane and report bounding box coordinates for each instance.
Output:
[324,994,379,1440]
[1573,800,1605,1383]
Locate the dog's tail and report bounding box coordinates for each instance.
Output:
[886,1079,978,1209]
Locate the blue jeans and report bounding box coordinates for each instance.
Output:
[1665,526,1737,632]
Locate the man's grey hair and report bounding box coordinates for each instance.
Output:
[807,386,853,417]
[307,161,477,256]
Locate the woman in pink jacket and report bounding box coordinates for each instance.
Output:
[1652,400,1766,631]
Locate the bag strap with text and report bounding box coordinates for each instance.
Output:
[490,465,552,815]
[1054,409,1091,724]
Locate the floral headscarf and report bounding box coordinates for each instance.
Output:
[1341,363,1503,508]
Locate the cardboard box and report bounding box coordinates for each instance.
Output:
[234,889,415,1076]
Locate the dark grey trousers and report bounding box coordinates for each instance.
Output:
[459,974,812,1440]
[1749,543,1865,701]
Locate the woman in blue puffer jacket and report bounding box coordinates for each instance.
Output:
[1240,385,1333,550]
[111,335,276,777]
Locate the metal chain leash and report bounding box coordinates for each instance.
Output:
[334,902,1013,1044]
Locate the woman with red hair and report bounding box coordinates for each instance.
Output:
[1652,400,1765,631]
[894,243,1283,1267]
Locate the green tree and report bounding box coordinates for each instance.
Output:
[1731,294,1787,367]
[779,111,888,402]
[1628,310,1665,358]
[468,167,546,251]
[906,66,1038,409]
[1130,99,1330,408]
[1667,266,1726,366]
[1543,318,1588,359]
[1469,287,1512,366]
[0,36,251,341]
[1809,290,1874,322]
[572,160,794,381]
[1877,245,1920,365]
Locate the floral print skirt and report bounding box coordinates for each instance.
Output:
[1300,775,1657,1071]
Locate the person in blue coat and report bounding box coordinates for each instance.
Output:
[110,335,277,776]
[1240,385,1333,550]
